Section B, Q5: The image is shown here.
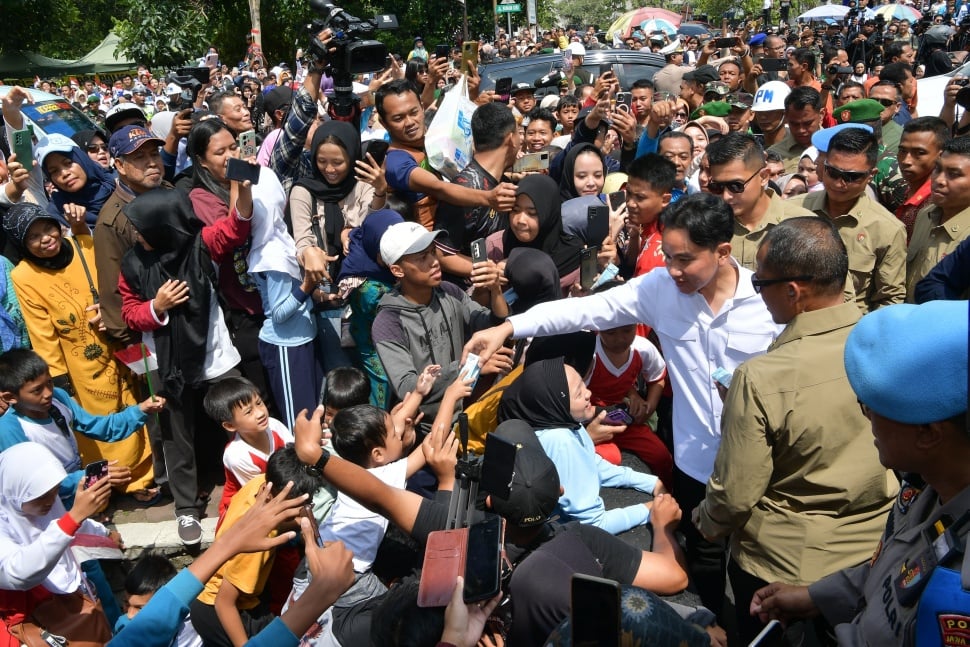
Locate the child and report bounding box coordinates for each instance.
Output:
[0,348,165,507]
[586,282,673,488]
[190,446,324,646]
[317,367,470,606]
[555,94,581,140]
[115,553,203,647]
[203,377,294,520]
[621,153,676,279]
[320,366,372,431]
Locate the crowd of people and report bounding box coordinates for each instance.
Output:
[0,5,967,646]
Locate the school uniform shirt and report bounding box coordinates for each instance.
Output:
[508,262,781,483]
[219,419,293,518]
[586,335,666,404]
[905,203,970,302]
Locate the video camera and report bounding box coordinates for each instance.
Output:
[166,68,208,110]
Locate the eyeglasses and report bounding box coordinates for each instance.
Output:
[86,144,109,153]
[823,163,870,184]
[707,168,762,195]
[674,111,688,119]
[873,98,898,107]
[751,274,814,293]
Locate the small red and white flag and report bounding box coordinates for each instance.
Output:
[114,343,158,376]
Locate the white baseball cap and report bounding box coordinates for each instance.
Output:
[380,222,444,266]
[751,81,790,112]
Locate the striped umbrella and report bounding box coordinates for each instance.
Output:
[872,4,923,22]
[607,8,683,40]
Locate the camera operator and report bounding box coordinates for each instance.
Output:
[940,75,970,135]
[847,19,882,71]
[743,34,789,93]
[920,28,954,77]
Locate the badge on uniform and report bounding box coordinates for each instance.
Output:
[898,484,921,515]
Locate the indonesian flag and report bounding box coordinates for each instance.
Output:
[114,343,158,376]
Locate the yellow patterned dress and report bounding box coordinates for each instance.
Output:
[10,234,153,492]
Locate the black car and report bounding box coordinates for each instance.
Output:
[477,49,666,92]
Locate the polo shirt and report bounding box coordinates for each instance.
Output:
[508,261,781,483]
[905,203,970,301]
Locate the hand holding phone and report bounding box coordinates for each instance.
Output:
[84,460,109,489]
[580,246,599,291]
[226,157,261,184]
[301,503,323,547]
[238,129,257,159]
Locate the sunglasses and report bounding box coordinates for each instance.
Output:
[873,98,897,107]
[674,111,688,119]
[824,163,870,184]
[751,274,814,294]
[86,144,109,153]
[707,168,761,195]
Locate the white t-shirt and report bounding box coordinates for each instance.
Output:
[321,459,408,573]
[16,399,82,473]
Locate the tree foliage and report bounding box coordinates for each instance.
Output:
[554,0,622,32]
[112,0,211,69]
[0,0,117,59]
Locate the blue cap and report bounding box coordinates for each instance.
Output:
[749,33,767,46]
[810,123,873,153]
[845,302,968,424]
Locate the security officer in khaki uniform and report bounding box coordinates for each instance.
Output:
[749,299,970,646]
[705,133,815,270]
[906,137,970,301]
[791,125,907,313]
[693,217,898,644]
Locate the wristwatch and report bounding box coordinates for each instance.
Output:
[307,449,331,477]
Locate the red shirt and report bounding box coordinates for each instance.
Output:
[895,177,932,243]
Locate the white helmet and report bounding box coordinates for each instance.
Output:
[567,42,586,57]
[751,81,790,112]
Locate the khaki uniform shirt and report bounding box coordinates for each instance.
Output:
[652,64,688,96]
[696,303,897,585]
[792,191,907,313]
[731,188,815,270]
[810,480,970,645]
[93,185,139,346]
[767,131,808,174]
[905,203,970,301]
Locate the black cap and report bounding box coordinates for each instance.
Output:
[488,421,560,528]
[263,85,293,116]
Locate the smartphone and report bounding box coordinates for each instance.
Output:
[512,151,550,173]
[470,237,487,264]
[464,515,504,602]
[205,53,219,68]
[365,139,390,167]
[418,528,468,607]
[712,367,733,389]
[748,619,785,647]
[580,246,599,291]
[461,41,480,75]
[225,157,261,184]
[84,460,109,489]
[715,37,737,48]
[480,433,517,499]
[11,128,33,170]
[460,352,482,386]
[760,58,789,72]
[237,129,257,159]
[571,574,621,647]
[301,503,323,547]
[435,44,451,59]
[615,91,632,111]
[494,76,512,99]
[177,66,211,85]
[608,190,625,211]
[586,204,610,246]
[599,62,612,76]
[604,404,634,425]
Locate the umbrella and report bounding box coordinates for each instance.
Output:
[872,3,922,21]
[639,18,678,37]
[608,8,682,40]
[678,23,713,37]
[797,5,851,20]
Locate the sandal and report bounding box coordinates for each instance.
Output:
[126,487,163,508]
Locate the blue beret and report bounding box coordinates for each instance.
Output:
[845,302,969,424]
[810,123,873,153]
[749,33,767,46]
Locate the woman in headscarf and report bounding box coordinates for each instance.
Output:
[336,209,404,408]
[486,174,584,293]
[35,133,116,228]
[119,187,249,537]
[558,143,607,202]
[289,120,386,372]
[498,357,664,535]
[70,129,113,174]
[0,443,116,641]
[2,203,155,500]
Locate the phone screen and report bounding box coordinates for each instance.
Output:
[580,246,599,291]
[463,515,503,602]
[599,63,612,76]
[571,574,621,646]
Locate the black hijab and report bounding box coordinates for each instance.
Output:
[558,143,607,202]
[503,174,583,277]
[292,121,361,255]
[503,247,560,316]
[499,357,578,430]
[120,189,215,397]
[2,203,74,270]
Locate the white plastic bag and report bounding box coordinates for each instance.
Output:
[426,75,476,179]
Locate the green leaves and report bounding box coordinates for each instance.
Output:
[112,0,210,70]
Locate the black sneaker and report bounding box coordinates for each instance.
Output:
[177,515,203,546]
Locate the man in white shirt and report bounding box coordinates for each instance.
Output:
[464,192,781,618]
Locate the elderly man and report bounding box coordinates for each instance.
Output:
[693,217,897,643]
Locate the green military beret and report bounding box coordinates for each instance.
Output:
[834,99,885,124]
[691,101,731,119]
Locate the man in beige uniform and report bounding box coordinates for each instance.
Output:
[906,137,970,300]
[768,86,823,174]
[692,217,897,644]
[705,133,814,270]
[791,126,906,312]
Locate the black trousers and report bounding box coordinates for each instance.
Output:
[674,468,728,619]
[189,599,274,647]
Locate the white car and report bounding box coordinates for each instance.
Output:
[916,59,970,120]
[0,86,100,142]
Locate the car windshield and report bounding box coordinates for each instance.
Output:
[21,100,93,138]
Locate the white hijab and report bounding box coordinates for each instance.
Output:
[248,165,301,280]
[0,443,83,593]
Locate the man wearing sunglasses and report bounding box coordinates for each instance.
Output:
[866,82,904,155]
[790,126,906,313]
[693,217,896,644]
[706,133,814,270]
